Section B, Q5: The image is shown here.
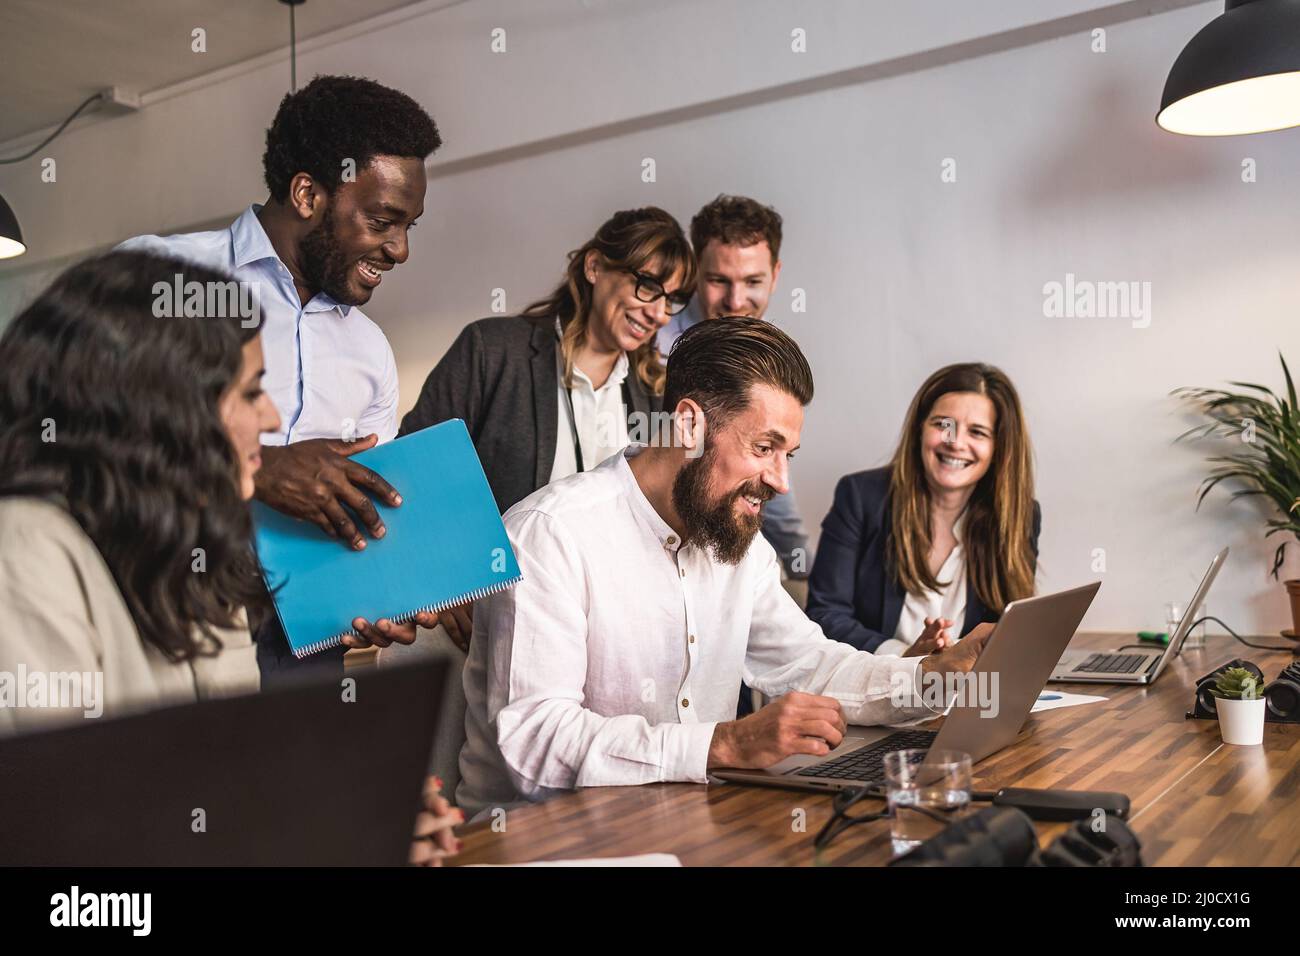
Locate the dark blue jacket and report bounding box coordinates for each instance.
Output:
[806,467,1041,652]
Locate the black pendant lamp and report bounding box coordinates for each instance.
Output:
[0,193,24,259]
[1158,0,1300,135]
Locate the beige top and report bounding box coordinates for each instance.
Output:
[0,496,259,737]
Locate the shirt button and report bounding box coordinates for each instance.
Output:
[665,535,677,546]
[679,568,685,578]
[681,699,689,708]
[689,634,695,644]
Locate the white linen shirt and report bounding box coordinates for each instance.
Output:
[457,447,940,818]
[117,204,400,446]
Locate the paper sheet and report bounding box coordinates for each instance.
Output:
[1032,690,1107,713]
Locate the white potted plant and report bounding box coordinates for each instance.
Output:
[1211,667,1268,746]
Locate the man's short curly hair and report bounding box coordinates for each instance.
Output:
[262,75,442,201]
[689,194,783,263]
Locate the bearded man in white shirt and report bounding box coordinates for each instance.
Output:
[458,317,989,818]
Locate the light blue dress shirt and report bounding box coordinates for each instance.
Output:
[655,297,812,577]
[656,295,704,362]
[117,204,400,447]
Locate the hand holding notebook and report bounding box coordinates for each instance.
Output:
[255,431,402,547]
[347,608,443,650]
[253,419,522,658]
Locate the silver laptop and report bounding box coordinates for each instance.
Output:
[713,581,1101,793]
[1049,547,1226,686]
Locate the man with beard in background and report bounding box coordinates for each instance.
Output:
[119,75,460,680]
[457,317,989,817]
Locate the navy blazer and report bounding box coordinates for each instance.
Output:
[806,467,1041,652]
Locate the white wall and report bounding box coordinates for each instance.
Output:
[3,0,1298,634]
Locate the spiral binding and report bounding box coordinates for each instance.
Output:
[290,573,524,659]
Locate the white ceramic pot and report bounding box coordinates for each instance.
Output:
[1216,696,1266,746]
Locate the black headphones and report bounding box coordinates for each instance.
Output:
[1188,659,1300,723]
[888,806,1144,867]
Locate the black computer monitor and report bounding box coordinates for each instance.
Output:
[0,659,450,865]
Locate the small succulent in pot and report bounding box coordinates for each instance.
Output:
[1211,666,1268,701]
[1210,667,1269,746]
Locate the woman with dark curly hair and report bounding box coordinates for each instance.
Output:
[0,250,462,864]
[0,250,281,734]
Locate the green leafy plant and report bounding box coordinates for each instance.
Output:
[1211,666,1267,701]
[1173,352,1300,577]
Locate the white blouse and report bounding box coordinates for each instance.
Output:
[548,322,630,483]
[877,518,969,657]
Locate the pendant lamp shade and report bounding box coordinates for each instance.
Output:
[1158,0,1300,136]
[0,192,24,259]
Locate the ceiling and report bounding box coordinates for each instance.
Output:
[0,0,428,143]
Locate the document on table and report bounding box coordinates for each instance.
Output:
[1032,690,1107,713]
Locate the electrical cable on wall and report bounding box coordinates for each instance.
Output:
[0,92,103,165]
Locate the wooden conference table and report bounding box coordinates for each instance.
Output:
[452,631,1300,866]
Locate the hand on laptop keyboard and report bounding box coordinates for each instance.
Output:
[707,691,848,770]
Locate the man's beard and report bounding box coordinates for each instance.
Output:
[299,205,360,305]
[670,442,771,565]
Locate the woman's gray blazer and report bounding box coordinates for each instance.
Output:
[399,314,662,513]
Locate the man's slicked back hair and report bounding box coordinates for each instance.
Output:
[664,317,813,430]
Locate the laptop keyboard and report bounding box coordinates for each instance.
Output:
[1073,652,1147,674]
[793,729,938,782]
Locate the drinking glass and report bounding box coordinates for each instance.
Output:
[884,748,972,856]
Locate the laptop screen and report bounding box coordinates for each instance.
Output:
[1150,547,1228,679]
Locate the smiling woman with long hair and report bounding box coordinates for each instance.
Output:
[0,250,460,864]
[401,205,696,506]
[0,251,280,733]
[397,206,696,649]
[806,363,1041,655]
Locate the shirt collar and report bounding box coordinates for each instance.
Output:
[231,204,278,269]
[615,447,684,552]
[555,318,632,391]
[605,350,630,388]
[231,203,352,317]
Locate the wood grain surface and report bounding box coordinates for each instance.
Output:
[452,632,1300,866]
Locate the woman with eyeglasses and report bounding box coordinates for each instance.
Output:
[398,206,696,649]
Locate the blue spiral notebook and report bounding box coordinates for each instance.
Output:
[252,419,522,658]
